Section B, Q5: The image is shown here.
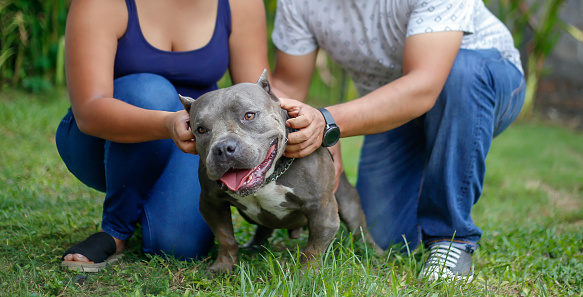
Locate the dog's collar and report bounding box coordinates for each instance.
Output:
[264,110,296,185]
[264,156,295,185]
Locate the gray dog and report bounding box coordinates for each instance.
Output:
[179,70,381,275]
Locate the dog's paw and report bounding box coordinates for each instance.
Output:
[207,262,235,277]
[295,255,321,277]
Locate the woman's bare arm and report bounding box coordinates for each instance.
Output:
[65,0,191,146]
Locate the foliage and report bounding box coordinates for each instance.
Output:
[1,89,583,296]
[488,0,583,118]
[0,0,69,92]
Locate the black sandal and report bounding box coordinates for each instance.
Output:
[61,232,123,273]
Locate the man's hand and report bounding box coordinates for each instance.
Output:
[165,110,198,154]
[280,98,326,158]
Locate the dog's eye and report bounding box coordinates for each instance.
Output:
[197,126,207,134]
[243,112,256,121]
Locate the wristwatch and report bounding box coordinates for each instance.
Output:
[317,108,340,147]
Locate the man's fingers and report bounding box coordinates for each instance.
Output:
[280,98,328,158]
[286,115,311,130]
[284,142,307,154]
[280,98,304,117]
[284,143,320,158]
[284,131,321,157]
[286,128,311,144]
[279,97,301,110]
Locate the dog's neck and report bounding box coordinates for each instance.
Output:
[264,156,294,185]
[258,108,297,186]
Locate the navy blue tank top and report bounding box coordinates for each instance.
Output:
[114,0,231,98]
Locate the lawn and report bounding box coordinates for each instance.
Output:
[1,89,582,296]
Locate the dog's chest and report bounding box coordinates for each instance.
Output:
[228,183,299,223]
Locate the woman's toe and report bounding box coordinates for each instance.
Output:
[71,253,91,262]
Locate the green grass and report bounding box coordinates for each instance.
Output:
[1,90,582,296]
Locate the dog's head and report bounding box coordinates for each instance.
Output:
[180,70,288,196]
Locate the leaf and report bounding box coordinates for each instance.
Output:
[0,48,14,68]
[563,23,583,43]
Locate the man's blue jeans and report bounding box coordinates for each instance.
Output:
[56,73,214,259]
[357,49,526,253]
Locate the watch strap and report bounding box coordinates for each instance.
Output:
[317,108,336,126]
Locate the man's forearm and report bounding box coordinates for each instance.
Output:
[327,73,439,137]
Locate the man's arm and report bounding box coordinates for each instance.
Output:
[272,49,329,153]
[282,31,464,158]
[271,50,318,100]
[273,49,345,192]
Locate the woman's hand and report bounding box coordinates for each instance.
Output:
[280,98,326,158]
[165,110,197,154]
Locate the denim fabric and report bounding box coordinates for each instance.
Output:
[356,49,525,253]
[56,73,214,260]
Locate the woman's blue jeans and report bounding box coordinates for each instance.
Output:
[56,73,214,259]
[357,49,526,253]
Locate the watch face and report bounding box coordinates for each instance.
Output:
[323,126,340,147]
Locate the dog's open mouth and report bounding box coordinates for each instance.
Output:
[218,139,277,194]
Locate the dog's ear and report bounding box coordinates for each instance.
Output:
[256,69,272,95]
[256,69,279,102]
[179,94,195,113]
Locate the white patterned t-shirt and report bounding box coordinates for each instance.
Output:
[272,0,523,96]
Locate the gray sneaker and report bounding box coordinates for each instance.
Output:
[420,242,474,282]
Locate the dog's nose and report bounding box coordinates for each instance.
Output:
[213,140,238,162]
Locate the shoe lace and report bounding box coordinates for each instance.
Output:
[426,243,462,270]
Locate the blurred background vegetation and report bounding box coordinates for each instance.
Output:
[0,0,68,93]
[1,0,582,118]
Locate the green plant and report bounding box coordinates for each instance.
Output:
[0,0,69,92]
[491,0,582,118]
[521,0,566,118]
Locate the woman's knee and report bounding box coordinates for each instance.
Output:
[142,221,214,260]
[56,110,107,192]
[113,73,181,111]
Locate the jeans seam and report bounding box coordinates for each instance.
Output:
[507,78,526,123]
[459,96,484,199]
[494,72,525,137]
[417,149,428,245]
[141,204,154,254]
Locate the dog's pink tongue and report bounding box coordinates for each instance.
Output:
[220,168,253,191]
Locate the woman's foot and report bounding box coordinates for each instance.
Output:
[61,231,126,272]
[63,232,125,263]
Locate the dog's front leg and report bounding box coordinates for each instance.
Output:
[301,196,340,271]
[200,199,238,275]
